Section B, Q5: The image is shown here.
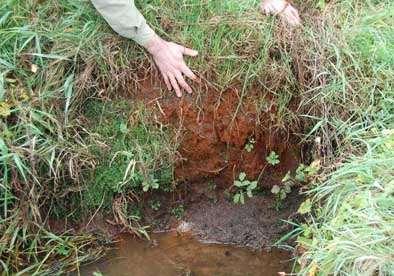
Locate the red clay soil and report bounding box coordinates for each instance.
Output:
[129,78,301,189]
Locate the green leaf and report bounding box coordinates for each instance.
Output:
[298,199,312,214]
[239,172,246,181]
[13,155,28,182]
[295,164,306,182]
[120,122,128,134]
[56,244,70,256]
[142,182,149,192]
[247,189,253,198]
[233,193,240,204]
[234,180,243,187]
[248,181,257,190]
[271,185,280,194]
[240,192,245,204]
[282,171,291,183]
[266,151,280,166]
[63,74,74,125]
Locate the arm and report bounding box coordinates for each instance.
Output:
[91,0,198,97]
[91,0,155,46]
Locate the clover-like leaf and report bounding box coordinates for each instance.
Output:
[239,172,246,181]
[298,198,312,214]
[271,185,280,194]
[266,151,280,166]
[248,181,257,190]
[234,180,243,187]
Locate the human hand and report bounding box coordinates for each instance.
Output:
[146,35,198,97]
[260,0,301,26]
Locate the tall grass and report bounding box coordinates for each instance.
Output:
[290,0,394,275]
[0,0,393,274]
[295,133,394,275]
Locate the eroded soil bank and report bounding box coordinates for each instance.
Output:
[125,78,305,248]
[129,78,303,189]
[79,78,305,274]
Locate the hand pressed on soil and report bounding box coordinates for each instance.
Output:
[146,35,198,97]
[260,0,301,26]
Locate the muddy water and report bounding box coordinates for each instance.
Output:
[81,232,292,276]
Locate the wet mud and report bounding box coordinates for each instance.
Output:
[186,191,302,250]
[80,232,293,276]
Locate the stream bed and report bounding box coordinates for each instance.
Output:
[80,232,292,276]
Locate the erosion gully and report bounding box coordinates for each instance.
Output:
[79,79,304,275]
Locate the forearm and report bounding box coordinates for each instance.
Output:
[91,0,155,46]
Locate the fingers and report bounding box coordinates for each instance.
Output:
[282,6,301,26]
[175,72,192,94]
[163,73,172,91]
[182,47,198,57]
[180,63,197,80]
[289,7,301,25]
[260,2,272,14]
[168,73,182,97]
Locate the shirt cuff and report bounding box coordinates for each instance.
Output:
[133,22,155,47]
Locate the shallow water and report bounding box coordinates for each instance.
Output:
[80,232,292,276]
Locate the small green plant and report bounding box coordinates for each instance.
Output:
[149,200,161,211]
[171,205,185,220]
[271,162,321,210]
[295,161,320,182]
[233,172,258,204]
[244,137,256,152]
[266,151,280,166]
[56,243,71,256]
[207,180,217,191]
[142,177,159,192]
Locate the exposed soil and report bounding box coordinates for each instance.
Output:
[129,77,303,190]
[124,77,305,249]
[186,191,302,250]
[143,186,302,250]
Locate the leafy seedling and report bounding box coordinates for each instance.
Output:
[244,137,256,152]
[149,200,161,211]
[233,172,258,204]
[266,151,280,166]
[171,205,185,220]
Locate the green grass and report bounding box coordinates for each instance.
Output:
[296,133,394,275]
[82,100,175,209]
[0,0,393,274]
[281,1,393,275]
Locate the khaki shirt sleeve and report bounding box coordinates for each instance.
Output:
[91,0,155,46]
